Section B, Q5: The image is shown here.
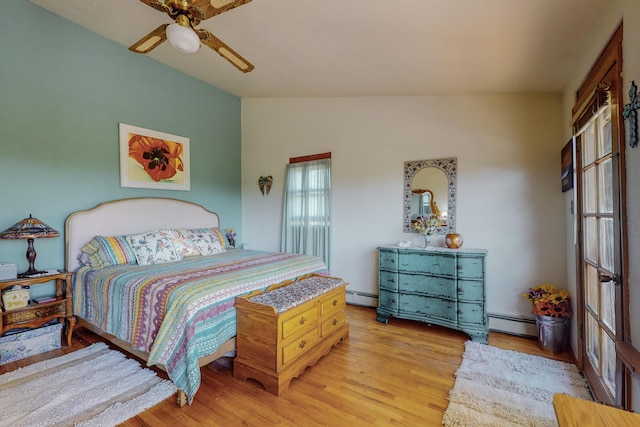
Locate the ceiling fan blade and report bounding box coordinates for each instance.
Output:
[189,0,252,21]
[128,24,169,54]
[197,29,254,73]
[139,0,172,15]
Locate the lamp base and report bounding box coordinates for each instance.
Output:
[18,268,49,279]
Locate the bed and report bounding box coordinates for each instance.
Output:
[65,197,328,406]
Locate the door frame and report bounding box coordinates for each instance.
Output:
[571,23,630,408]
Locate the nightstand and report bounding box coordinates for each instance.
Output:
[0,271,76,346]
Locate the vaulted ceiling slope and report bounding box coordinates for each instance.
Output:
[29,0,611,98]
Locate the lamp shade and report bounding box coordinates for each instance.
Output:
[0,214,60,277]
[0,214,59,239]
[166,22,200,53]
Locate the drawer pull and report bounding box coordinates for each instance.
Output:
[299,340,306,349]
[332,299,338,307]
[391,299,396,303]
[299,316,306,325]
[332,318,338,326]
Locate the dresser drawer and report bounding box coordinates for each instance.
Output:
[379,270,398,291]
[320,289,345,317]
[282,328,319,365]
[321,309,346,337]
[282,305,318,340]
[399,252,456,276]
[399,294,457,322]
[457,301,485,325]
[457,255,485,279]
[399,273,456,299]
[378,289,399,311]
[379,250,398,271]
[457,279,484,302]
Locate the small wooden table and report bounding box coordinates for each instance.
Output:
[553,393,640,426]
[0,271,76,346]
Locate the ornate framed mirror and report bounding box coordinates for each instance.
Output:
[403,157,457,234]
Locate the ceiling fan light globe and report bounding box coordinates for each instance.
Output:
[166,23,200,53]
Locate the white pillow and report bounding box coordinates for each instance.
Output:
[125,229,181,265]
[184,229,225,256]
[172,229,201,258]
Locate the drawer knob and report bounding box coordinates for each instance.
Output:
[332,318,338,326]
[299,316,306,325]
[332,299,338,306]
[391,299,396,303]
[299,340,306,348]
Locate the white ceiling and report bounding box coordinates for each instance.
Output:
[29,0,611,98]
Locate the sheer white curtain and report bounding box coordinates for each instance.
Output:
[281,158,332,269]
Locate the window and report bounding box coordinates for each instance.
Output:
[281,153,332,269]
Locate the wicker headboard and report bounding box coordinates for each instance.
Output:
[65,198,220,272]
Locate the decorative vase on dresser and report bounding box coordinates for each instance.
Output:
[376,245,488,343]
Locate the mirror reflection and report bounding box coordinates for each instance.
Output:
[403,158,457,234]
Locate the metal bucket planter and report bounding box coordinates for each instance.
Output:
[535,315,570,353]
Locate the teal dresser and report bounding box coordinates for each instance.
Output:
[376,245,488,343]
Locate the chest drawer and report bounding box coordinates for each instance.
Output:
[399,293,457,322]
[378,289,399,311]
[379,270,398,291]
[457,256,485,279]
[398,252,456,276]
[379,250,398,271]
[282,305,318,339]
[457,279,484,302]
[457,301,485,325]
[399,273,456,299]
[321,309,346,337]
[3,301,66,326]
[320,288,345,318]
[282,328,319,365]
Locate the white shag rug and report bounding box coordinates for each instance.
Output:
[442,341,592,427]
[0,342,177,427]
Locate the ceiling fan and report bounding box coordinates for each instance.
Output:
[129,0,254,73]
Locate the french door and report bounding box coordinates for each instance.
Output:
[574,64,625,407]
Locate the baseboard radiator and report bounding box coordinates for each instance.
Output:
[346,292,537,338]
[345,290,378,308]
[488,312,537,337]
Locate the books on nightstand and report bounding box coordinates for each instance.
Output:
[33,296,57,304]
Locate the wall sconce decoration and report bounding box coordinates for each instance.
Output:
[0,214,60,277]
[258,175,273,196]
[622,80,639,148]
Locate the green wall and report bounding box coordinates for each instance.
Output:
[0,1,242,277]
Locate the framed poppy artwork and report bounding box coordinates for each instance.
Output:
[119,123,190,191]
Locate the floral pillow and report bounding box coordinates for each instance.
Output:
[79,235,138,269]
[172,229,201,258]
[183,228,225,256]
[125,229,181,265]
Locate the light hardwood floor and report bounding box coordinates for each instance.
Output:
[1,305,575,426]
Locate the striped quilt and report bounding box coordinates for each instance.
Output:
[73,249,328,403]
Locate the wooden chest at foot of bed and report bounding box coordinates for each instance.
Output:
[233,274,349,395]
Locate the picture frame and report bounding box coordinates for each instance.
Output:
[119,123,190,191]
[561,138,573,192]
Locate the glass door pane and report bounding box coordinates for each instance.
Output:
[578,101,617,403]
